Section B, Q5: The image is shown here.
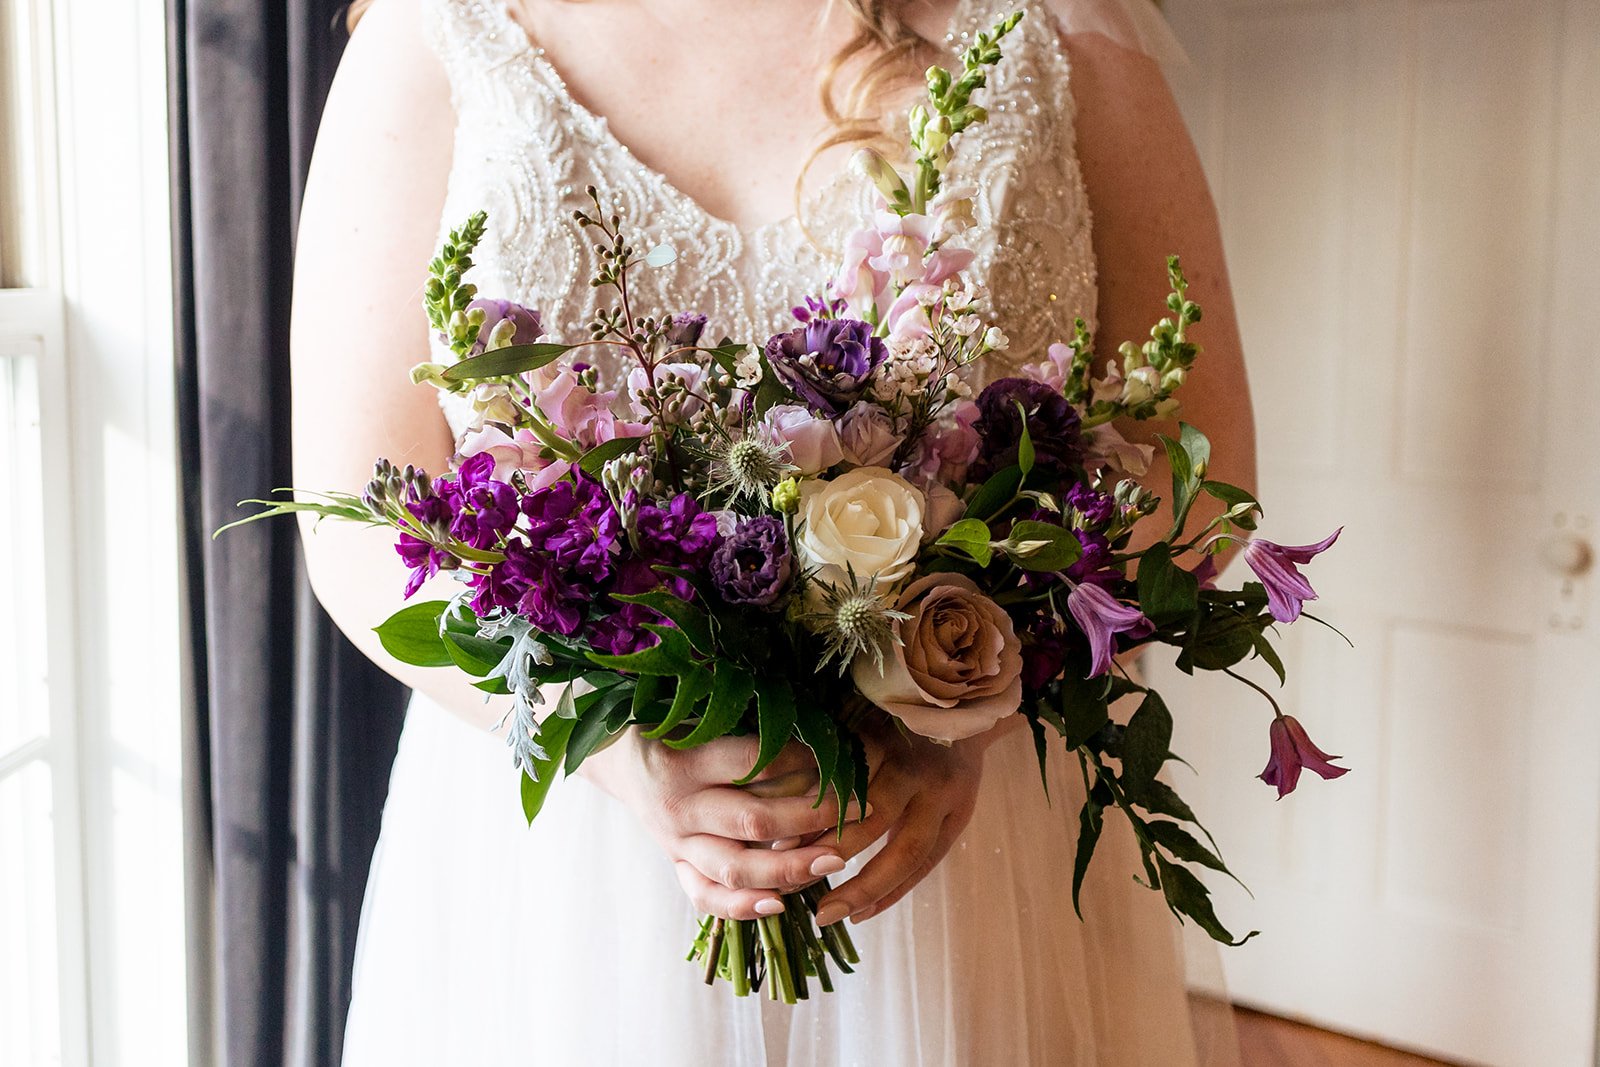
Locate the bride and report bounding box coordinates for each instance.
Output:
[292,0,1256,1062]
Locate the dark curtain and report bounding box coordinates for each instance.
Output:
[169,3,411,1065]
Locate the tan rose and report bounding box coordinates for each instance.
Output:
[851,574,1022,742]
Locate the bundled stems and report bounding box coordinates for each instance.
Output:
[689,879,860,1004]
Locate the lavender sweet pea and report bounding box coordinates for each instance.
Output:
[764,318,888,416]
[710,516,792,607]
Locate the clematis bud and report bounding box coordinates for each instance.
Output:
[1259,714,1349,799]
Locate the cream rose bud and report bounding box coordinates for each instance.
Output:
[851,574,1023,742]
[760,404,845,476]
[797,467,925,589]
[919,482,966,544]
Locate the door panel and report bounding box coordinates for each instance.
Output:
[1158,2,1600,1064]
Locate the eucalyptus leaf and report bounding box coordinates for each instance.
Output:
[441,342,570,382]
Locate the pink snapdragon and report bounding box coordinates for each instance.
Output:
[536,369,647,450]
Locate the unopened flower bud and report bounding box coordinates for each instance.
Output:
[852,148,910,204]
[772,477,802,515]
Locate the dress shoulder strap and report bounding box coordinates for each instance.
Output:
[419,0,532,102]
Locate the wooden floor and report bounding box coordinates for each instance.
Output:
[1234,1008,1459,1067]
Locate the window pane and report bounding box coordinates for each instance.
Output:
[0,760,61,1067]
[0,343,49,756]
[0,0,42,288]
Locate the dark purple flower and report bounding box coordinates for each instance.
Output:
[791,294,846,324]
[664,312,708,348]
[474,541,587,636]
[445,452,519,550]
[1066,483,1115,529]
[764,318,887,415]
[1243,529,1341,623]
[634,494,720,570]
[710,516,792,607]
[1259,714,1349,799]
[467,299,544,356]
[970,377,1084,481]
[521,477,622,582]
[1020,616,1071,691]
[1067,582,1149,678]
[589,559,672,655]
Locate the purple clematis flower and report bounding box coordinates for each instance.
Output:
[1067,582,1150,678]
[763,318,887,415]
[1258,714,1349,799]
[1243,529,1342,623]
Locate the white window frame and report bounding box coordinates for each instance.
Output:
[2,0,186,1062]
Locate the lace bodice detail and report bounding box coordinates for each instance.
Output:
[422,0,1097,437]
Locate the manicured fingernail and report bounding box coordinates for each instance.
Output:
[810,855,847,877]
[770,836,804,851]
[813,900,850,926]
[754,897,785,916]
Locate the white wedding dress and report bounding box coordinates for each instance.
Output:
[341,1,1241,1063]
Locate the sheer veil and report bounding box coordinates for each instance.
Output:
[1041,0,1190,66]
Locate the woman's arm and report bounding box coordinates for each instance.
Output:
[291,0,506,728]
[1068,30,1258,548]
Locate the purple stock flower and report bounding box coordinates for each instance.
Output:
[971,377,1084,481]
[589,559,671,656]
[1243,528,1342,623]
[1259,714,1349,799]
[467,298,544,355]
[1067,582,1150,678]
[475,540,587,636]
[1066,483,1115,529]
[521,477,622,582]
[634,494,721,571]
[763,318,887,415]
[447,452,519,550]
[710,516,792,607]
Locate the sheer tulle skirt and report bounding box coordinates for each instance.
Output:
[342,695,1240,1066]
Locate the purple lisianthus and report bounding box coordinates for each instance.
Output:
[970,377,1084,481]
[764,318,887,415]
[521,476,622,583]
[467,298,544,356]
[1242,528,1342,623]
[1259,714,1349,799]
[663,312,708,348]
[710,516,792,607]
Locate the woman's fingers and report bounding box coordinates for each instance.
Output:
[676,834,846,892]
[678,786,865,843]
[811,800,944,926]
[853,814,966,922]
[673,861,787,921]
[680,736,820,788]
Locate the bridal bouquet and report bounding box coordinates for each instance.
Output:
[230,12,1347,1002]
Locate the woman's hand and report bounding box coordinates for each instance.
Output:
[810,717,1014,928]
[578,730,858,921]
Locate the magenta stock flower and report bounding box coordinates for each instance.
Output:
[1067,582,1150,678]
[1259,714,1349,799]
[1243,528,1342,623]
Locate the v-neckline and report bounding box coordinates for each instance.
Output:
[481,0,982,238]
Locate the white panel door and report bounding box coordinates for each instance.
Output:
[1155,2,1600,1064]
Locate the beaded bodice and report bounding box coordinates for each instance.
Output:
[422,0,1097,436]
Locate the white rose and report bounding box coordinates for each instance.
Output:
[797,467,925,590]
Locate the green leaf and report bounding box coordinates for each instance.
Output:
[612,589,714,655]
[664,663,755,750]
[1003,521,1083,572]
[735,677,799,785]
[847,730,871,833]
[1251,633,1287,686]
[520,714,576,824]
[577,435,645,477]
[1015,402,1036,475]
[373,601,453,667]
[586,624,696,676]
[1184,610,1263,672]
[1120,691,1173,795]
[1071,778,1106,919]
[793,702,842,809]
[1134,777,1198,823]
[966,465,1022,521]
[1202,480,1262,530]
[1137,543,1201,628]
[214,495,375,537]
[642,667,713,740]
[1025,711,1052,800]
[632,674,664,718]
[1179,423,1211,475]
[935,517,994,567]
[1058,668,1111,748]
[1155,855,1257,946]
[1147,820,1231,878]
[566,685,633,773]
[442,342,570,381]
